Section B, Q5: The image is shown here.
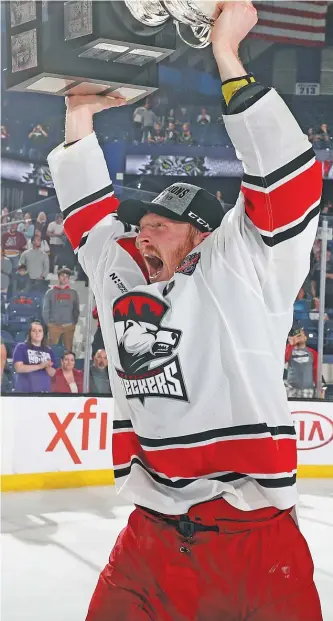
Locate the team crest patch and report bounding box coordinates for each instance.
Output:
[113,292,188,403]
[176,252,200,276]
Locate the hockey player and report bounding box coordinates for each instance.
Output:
[48,2,323,619]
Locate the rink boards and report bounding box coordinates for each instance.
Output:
[1,396,332,491]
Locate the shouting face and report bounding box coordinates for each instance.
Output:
[136,213,206,283]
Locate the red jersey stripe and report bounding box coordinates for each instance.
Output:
[113,431,297,478]
[242,161,322,233]
[64,194,119,250]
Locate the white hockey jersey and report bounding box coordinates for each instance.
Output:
[48,88,322,514]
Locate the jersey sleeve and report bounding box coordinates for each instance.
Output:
[218,88,322,313]
[47,132,147,299]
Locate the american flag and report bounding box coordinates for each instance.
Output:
[251,1,329,47]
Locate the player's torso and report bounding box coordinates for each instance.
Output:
[99,242,292,439]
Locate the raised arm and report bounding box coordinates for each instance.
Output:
[211,1,322,312]
[47,94,148,295]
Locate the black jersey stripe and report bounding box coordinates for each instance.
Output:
[62,183,114,220]
[136,423,296,449]
[243,147,315,190]
[261,203,320,247]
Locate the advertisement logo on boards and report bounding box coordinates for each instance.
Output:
[292,410,333,451]
[45,398,110,465]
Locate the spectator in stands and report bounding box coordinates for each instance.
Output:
[166,108,176,126]
[1,221,26,270]
[18,212,34,242]
[132,103,146,144]
[35,211,48,240]
[1,215,10,233]
[13,209,24,226]
[141,101,158,143]
[1,248,13,294]
[309,295,329,322]
[285,326,318,399]
[42,267,80,351]
[51,351,83,394]
[307,128,316,144]
[296,275,312,303]
[1,342,6,375]
[90,349,111,394]
[27,228,50,254]
[179,123,194,145]
[165,121,179,144]
[0,341,7,391]
[19,233,49,290]
[152,95,166,122]
[176,107,190,128]
[318,123,330,147]
[28,124,49,160]
[92,306,105,356]
[0,340,11,393]
[311,247,333,311]
[60,237,77,272]
[47,213,65,273]
[148,123,165,145]
[216,190,225,211]
[13,320,56,393]
[197,108,211,125]
[11,263,32,297]
[1,125,10,151]
[196,107,211,145]
[2,207,9,217]
[322,201,333,216]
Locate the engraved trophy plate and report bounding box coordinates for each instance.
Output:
[11,28,38,73]
[64,0,93,41]
[10,1,36,28]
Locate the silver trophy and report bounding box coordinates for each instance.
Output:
[124,0,218,48]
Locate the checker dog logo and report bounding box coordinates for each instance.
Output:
[176,252,201,276]
[113,293,188,403]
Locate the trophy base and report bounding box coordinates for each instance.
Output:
[4,72,158,104]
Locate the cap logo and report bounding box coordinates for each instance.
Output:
[152,183,200,216]
[168,186,191,200]
[188,211,213,232]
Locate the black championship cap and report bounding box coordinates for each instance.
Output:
[117,183,226,233]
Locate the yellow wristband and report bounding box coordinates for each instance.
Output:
[222,75,256,106]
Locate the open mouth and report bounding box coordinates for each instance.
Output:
[144,254,164,281]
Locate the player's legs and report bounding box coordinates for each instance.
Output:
[245,582,322,621]
[86,502,322,621]
[85,508,191,621]
[236,511,323,621]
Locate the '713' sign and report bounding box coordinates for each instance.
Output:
[295,82,320,96]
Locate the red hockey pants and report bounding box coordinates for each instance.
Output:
[86,498,322,621]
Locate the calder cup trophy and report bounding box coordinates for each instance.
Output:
[5,0,218,103]
[124,0,219,48]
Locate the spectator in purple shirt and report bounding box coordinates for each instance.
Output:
[13,320,56,393]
